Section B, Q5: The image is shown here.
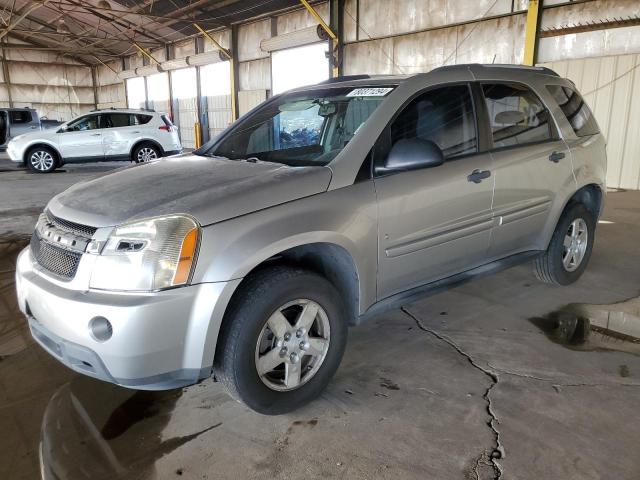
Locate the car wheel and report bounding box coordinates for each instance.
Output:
[26,147,57,173]
[133,143,160,163]
[215,267,348,415]
[533,203,596,285]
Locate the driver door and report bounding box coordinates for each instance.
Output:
[57,114,105,161]
[374,84,495,299]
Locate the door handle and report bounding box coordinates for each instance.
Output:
[90,133,102,136]
[467,169,491,184]
[131,131,140,134]
[549,151,565,163]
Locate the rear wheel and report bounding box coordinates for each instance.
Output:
[133,143,160,163]
[215,267,348,415]
[534,203,596,285]
[26,146,57,173]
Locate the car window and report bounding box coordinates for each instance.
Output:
[133,114,152,125]
[10,110,32,124]
[101,113,131,128]
[208,85,393,166]
[481,83,552,148]
[546,85,600,137]
[390,84,477,159]
[66,115,100,132]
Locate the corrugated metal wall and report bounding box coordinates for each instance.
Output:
[0,48,95,121]
[541,54,640,190]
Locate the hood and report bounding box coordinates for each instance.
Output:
[47,155,332,227]
[13,128,57,142]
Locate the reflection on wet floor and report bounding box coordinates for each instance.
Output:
[0,235,31,358]
[530,306,640,356]
[40,378,221,480]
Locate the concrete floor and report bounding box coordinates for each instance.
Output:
[0,156,639,479]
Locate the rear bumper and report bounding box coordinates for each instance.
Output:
[16,247,241,390]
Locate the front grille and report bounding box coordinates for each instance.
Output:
[45,211,97,238]
[30,233,82,279]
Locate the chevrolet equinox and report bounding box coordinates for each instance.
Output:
[16,64,606,414]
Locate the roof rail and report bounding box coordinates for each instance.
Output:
[431,63,560,77]
[90,107,156,112]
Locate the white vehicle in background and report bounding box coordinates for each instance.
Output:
[7,108,182,173]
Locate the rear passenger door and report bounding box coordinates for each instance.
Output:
[374,84,495,299]
[480,82,573,258]
[101,113,150,158]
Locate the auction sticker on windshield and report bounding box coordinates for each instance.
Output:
[346,87,394,97]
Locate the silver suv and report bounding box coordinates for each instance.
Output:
[15,65,606,414]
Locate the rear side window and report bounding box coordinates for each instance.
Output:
[102,113,131,128]
[133,114,152,125]
[10,110,32,124]
[546,85,599,137]
[391,84,477,159]
[482,83,552,148]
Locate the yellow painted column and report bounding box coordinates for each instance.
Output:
[523,0,541,66]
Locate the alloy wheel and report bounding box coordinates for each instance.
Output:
[562,218,588,272]
[136,147,158,162]
[254,299,330,391]
[30,151,54,171]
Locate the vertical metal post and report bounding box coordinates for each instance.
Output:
[230,24,240,121]
[523,0,542,66]
[91,65,99,109]
[1,40,14,107]
[143,75,150,110]
[195,64,204,147]
[330,0,344,77]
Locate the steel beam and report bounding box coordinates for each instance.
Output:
[523,0,542,66]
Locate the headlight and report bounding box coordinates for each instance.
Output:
[89,215,199,292]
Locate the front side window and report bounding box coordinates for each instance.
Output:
[482,83,552,148]
[205,86,395,166]
[10,110,32,123]
[66,115,99,132]
[546,85,600,137]
[390,84,478,159]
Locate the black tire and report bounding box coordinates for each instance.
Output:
[534,203,596,285]
[26,146,58,173]
[132,142,161,163]
[214,267,348,415]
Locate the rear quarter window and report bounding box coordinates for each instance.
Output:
[546,85,600,137]
[133,114,152,125]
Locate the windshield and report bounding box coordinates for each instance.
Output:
[203,85,395,166]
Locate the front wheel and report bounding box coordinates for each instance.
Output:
[26,147,57,173]
[133,143,160,163]
[534,203,596,285]
[215,267,348,415]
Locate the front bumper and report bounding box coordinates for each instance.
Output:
[16,247,240,390]
[7,141,23,162]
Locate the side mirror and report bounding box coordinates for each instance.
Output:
[379,138,444,173]
[57,126,67,133]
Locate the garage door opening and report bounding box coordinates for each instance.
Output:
[271,42,330,95]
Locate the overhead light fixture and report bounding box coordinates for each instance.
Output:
[97,0,111,10]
